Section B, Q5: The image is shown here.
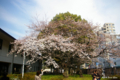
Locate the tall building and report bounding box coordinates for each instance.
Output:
[98,24,120,68]
[102,23,115,34]
[97,24,117,68]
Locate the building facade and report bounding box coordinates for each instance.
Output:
[102,23,115,34]
[97,23,120,68]
[0,28,42,75]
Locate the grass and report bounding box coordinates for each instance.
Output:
[41,75,109,80]
[5,73,112,80]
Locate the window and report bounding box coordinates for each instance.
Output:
[109,24,111,26]
[114,62,116,65]
[112,24,114,26]
[104,31,106,33]
[0,39,3,49]
[8,44,12,52]
[102,28,106,30]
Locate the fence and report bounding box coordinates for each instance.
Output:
[83,67,120,76]
[105,67,120,76]
[85,68,102,75]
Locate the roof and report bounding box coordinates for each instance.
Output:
[0,28,16,40]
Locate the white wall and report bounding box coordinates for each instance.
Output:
[109,57,120,67]
[0,37,13,63]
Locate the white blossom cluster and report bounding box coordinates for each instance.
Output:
[45,57,59,68]
[10,34,94,68]
[10,34,77,68]
[10,32,120,68]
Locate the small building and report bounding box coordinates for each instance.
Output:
[0,28,42,75]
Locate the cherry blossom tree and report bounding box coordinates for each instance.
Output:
[9,15,120,77]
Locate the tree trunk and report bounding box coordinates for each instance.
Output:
[50,65,53,73]
[63,68,69,78]
[79,69,83,77]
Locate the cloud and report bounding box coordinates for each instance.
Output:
[0,6,29,39]
[0,7,21,26]
[0,27,25,39]
[93,0,120,34]
[0,6,29,29]
[33,0,98,21]
[0,6,30,37]
[11,0,42,19]
[12,0,100,21]
[10,0,105,24]
[1,0,120,40]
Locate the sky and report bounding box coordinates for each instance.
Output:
[0,0,120,39]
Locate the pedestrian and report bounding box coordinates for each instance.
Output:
[92,70,97,80]
[35,69,44,80]
[96,71,101,80]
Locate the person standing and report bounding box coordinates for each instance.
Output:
[92,70,97,80]
[96,72,101,80]
[35,69,44,80]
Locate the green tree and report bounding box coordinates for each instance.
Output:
[51,12,87,22]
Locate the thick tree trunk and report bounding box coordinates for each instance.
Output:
[70,68,73,76]
[63,68,69,78]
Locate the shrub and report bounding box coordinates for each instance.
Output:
[18,73,35,80]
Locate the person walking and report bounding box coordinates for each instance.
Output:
[35,69,44,80]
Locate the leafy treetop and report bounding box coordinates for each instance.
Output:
[51,12,87,22]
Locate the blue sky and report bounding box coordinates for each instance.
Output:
[0,0,120,39]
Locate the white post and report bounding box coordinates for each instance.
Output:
[22,52,25,78]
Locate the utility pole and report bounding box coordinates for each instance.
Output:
[22,52,25,78]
